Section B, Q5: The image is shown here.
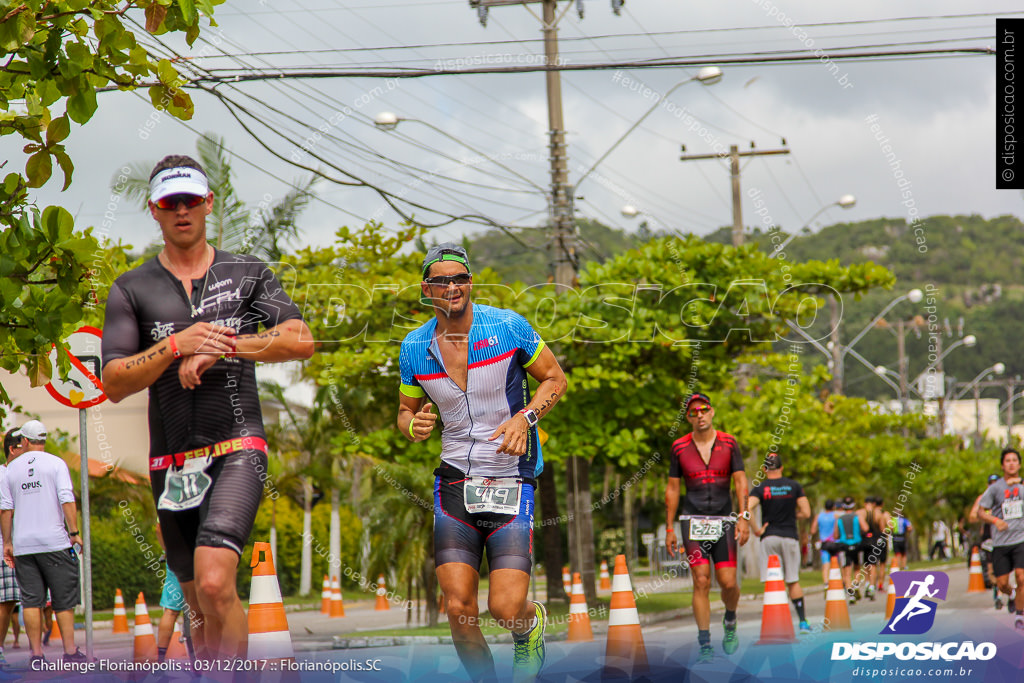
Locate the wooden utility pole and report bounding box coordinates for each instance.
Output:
[679,144,790,246]
[469,0,623,605]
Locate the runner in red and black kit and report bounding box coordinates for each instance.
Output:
[101,155,313,661]
[665,393,749,664]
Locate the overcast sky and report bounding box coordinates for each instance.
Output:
[9,0,1021,256]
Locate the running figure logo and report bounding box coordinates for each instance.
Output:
[882,571,949,635]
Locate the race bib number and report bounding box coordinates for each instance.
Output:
[687,518,724,542]
[158,456,213,512]
[464,477,522,515]
[1003,499,1023,521]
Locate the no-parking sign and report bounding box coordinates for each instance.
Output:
[45,325,107,408]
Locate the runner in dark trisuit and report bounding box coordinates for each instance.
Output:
[397,244,567,683]
[101,155,313,660]
[665,392,750,664]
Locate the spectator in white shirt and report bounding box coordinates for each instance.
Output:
[0,430,24,666]
[0,421,85,665]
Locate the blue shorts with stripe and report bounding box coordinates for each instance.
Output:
[433,462,534,573]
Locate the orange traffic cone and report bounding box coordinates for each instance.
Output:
[330,576,345,618]
[757,554,797,644]
[604,555,647,677]
[567,572,593,642]
[375,574,390,611]
[50,613,61,643]
[600,560,612,591]
[823,557,852,631]
[133,592,158,663]
[247,541,295,663]
[562,566,571,595]
[112,588,130,634]
[320,574,331,614]
[885,557,900,621]
[166,619,188,660]
[968,546,986,593]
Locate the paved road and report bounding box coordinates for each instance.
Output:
[3,562,1019,681]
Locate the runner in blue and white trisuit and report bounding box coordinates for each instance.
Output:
[977,448,1024,630]
[397,243,567,683]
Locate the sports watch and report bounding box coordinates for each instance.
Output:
[519,408,539,427]
[739,511,751,521]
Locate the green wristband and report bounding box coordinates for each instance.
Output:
[409,420,416,440]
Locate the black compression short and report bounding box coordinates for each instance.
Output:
[154,449,267,584]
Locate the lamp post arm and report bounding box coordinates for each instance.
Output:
[844,347,900,393]
[842,294,908,357]
[769,203,834,257]
[911,337,966,386]
[953,366,1000,400]
[786,320,830,358]
[576,77,693,190]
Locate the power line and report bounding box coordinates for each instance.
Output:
[206,9,1023,55]
[182,46,992,83]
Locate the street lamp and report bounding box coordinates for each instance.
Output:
[373,111,545,192]
[575,68,723,190]
[827,288,923,395]
[913,334,976,386]
[952,362,1006,446]
[999,390,1024,443]
[770,194,856,257]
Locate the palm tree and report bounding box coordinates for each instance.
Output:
[262,381,338,596]
[361,457,438,627]
[114,133,317,260]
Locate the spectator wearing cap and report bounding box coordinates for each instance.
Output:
[747,454,812,633]
[0,430,25,665]
[0,421,85,665]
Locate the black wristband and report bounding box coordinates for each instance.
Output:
[69,531,80,536]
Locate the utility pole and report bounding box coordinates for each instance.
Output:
[471,0,622,291]
[679,144,790,246]
[541,0,574,292]
[829,295,843,395]
[952,378,1019,446]
[469,0,623,605]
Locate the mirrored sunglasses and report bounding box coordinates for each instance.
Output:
[155,193,206,210]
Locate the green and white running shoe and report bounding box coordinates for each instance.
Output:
[512,601,547,682]
[722,620,739,654]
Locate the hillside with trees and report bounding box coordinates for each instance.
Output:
[464,212,1024,403]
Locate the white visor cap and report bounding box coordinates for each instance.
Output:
[149,167,210,203]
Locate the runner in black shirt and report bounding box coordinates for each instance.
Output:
[748,454,811,633]
[101,155,313,661]
[665,393,749,664]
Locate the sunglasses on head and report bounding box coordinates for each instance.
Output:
[154,193,206,210]
[424,273,472,287]
[687,406,711,418]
